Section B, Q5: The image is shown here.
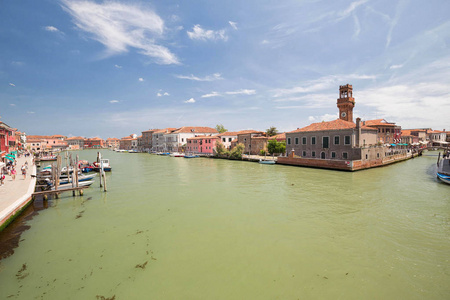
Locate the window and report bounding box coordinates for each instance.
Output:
[223,138,226,142]
[334,136,340,145]
[311,137,316,145]
[323,137,329,148]
[363,139,366,146]
[331,152,336,158]
[321,152,325,159]
[302,151,306,157]
[344,136,351,145]
[287,138,291,145]
[365,154,368,159]
[312,151,316,157]
[302,137,307,145]
[228,138,232,142]
[377,153,380,158]
[295,137,299,145]
[343,152,348,159]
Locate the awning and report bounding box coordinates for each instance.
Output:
[5,154,15,160]
[390,143,397,146]
[5,156,14,161]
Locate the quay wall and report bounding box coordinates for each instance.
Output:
[0,165,36,232]
[277,152,417,171]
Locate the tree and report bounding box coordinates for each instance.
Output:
[229,143,245,159]
[215,124,228,134]
[266,126,278,137]
[215,141,228,156]
[267,139,286,155]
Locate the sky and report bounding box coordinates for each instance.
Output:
[0,0,449,139]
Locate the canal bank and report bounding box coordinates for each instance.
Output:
[0,155,36,232]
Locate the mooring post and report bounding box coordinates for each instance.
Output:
[103,171,107,192]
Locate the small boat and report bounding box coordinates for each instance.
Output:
[184,155,199,158]
[170,152,185,157]
[58,173,97,185]
[259,159,275,164]
[78,160,94,173]
[50,180,94,190]
[37,155,57,162]
[436,151,450,185]
[92,159,112,172]
[437,173,450,184]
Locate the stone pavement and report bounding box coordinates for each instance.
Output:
[0,155,36,229]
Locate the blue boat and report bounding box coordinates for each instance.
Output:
[437,173,450,185]
[184,155,199,158]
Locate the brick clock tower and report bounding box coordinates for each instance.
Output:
[337,84,355,123]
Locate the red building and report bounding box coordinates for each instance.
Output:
[84,137,105,148]
[0,121,16,158]
[186,136,219,155]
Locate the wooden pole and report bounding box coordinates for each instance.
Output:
[99,152,103,188]
[103,171,107,192]
[76,154,79,188]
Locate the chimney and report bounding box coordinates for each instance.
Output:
[356,118,362,147]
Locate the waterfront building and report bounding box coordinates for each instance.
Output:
[141,129,159,152]
[217,131,239,149]
[364,119,402,144]
[400,130,419,146]
[279,84,398,171]
[163,127,218,152]
[0,121,15,158]
[27,135,68,151]
[186,136,219,155]
[151,128,176,152]
[66,136,85,149]
[428,130,448,147]
[137,135,143,152]
[27,138,43,152]
[120,134,137,150]
[106,138,120,149]
[236,130,265,155]
[84,137,105,149]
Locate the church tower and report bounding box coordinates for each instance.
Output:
[337,84,355,123]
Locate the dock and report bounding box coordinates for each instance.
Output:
[0,155,36,231]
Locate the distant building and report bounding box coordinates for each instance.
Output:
[364,119,401,144]
[186,136,219,155]
[164,127,218,152]
[428,130,448,147]
[66,136,85,149]
[0,121,15,157]
[141,129,159,152]
[151,128,176,152]
[236,130,265,155]
[84,137,105,148]
[106,138,120,149]
[120,134,137,150]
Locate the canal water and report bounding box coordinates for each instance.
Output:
[0,150,448,299]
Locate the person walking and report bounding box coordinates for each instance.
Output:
[21,164,27,179]
[11,167,16,180]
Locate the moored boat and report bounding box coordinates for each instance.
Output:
[436,151,450,185]
[259,159,276,165]
[92,159,112,172]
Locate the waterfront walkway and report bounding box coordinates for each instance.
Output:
[0,155,36,230]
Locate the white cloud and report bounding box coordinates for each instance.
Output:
[27,111,35,114]
[114,64,122,68]
[11,61,25,66]
[272,74,376,97]
[390,64,403,69]
[307,114,338,122]
[187,24,228,41]
[139,78,144,82]
[225,89,256,95]
[185,98,196,103]
[9,83,15,87]
[157,93,162,97]
[157,92,170,97]
[163,92,169,96]
[10,104,16,106]
[175,73,223,81]
[109,100,120,103]
[229,21,238,30]
[62,0,179,64]
[201,91,222,98]
[45,26,60,32]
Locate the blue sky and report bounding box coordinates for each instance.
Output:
[1,0,449,138]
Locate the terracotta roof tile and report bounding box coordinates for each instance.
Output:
[171,126,218,134]
[236,130,264,135]
[289,119,376,133]
[365,119,396,127]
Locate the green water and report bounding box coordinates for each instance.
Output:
[0,150,449,299]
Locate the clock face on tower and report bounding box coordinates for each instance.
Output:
[341,112,347,118]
